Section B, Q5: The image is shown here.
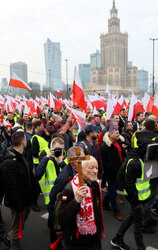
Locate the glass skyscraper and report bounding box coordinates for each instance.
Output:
[44,38,63,91]
[79,64,91,89]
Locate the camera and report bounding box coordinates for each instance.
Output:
[54,148,63,158]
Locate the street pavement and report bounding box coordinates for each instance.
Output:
[0,194,158,250]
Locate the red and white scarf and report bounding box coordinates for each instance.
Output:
[71,174,105,238]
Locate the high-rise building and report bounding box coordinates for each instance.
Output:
[138,70,148,92]
[28,82,41,98]
[1,78,8,94]
[10,62,28,95]
[44,38,63,91]
[87,0,139,95]
[90,50,101,70]
[79,64,91,89]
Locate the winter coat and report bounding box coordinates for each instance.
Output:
[122,128,133,150]
[2,147,36,213]
[58,181,102,249]
[100,132,126,180]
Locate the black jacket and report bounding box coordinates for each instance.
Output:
[123,150,149,207]
[122,128,133,150]
[58,181,102,249]
[31,131,51,158]
[100,132,126,180]
[2,147,36,213]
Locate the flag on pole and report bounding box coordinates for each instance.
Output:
[56,90,63,99]
[72,67,87,112]
[9,73,31,91]
[106,83,112,98]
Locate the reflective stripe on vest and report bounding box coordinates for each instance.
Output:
[39,159,62,204]
[124,158,151,201]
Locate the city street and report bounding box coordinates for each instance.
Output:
[1,194,158,250]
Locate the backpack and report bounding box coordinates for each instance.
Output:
[53,183,72,232]
[0,146,16,196]
[53,192,63,232]
[0,142,7,196]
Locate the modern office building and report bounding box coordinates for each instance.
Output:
[44,38,63,91]
[28,82,41,98]
[79,64,91,89]
[90,50,101,70]
[1,78,8,94]
[138,69,148,92]
[10,62,28,95]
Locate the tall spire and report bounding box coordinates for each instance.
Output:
[113,0,116,8]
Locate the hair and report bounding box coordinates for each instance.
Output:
[51,132,64,141]
[25,122,33,130]
[143,119,156,131]
[34,120,41,129]
[17,117,24,126]
[67,146,83,158]
[50,137,64,149]
[136,111,143,117]
[81,156,97,168]
[124,121,132,128]
[11,131,25,147]
[111,113,119,119]
[120,108,125,112]
[145,112,153,119]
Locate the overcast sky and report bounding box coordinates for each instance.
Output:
[0,0,158,87]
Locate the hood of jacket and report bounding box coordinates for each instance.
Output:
[103,132,125,147]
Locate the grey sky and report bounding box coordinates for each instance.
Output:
[0,0,158,88]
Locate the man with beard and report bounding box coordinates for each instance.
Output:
[77,124,99,163]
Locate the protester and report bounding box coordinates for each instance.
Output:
[133,111,144,132]
[2,130,36,250]
[35,136,65,205]
[119,108,128,134]
[122,121,133,151]
[110,141,152,250]
[100,124,126,221]
[58,156,105,250]
[48,146,84,245]
[77,124,98,158]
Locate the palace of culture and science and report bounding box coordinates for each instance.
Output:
[86,0,140,96]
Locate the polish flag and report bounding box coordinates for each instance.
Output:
[72,68,87,112]
[113,102,121,115]
[152,96,158,118]
[87,95,107,110]
[142,93,154,112]
[9,73,31,91]
[133,101,145,120]
[106,98,115,120]
[56,90,63,99]
[3,119,12,128]
[49,93,55,108]
[128,93,138,121]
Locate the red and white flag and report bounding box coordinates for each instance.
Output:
[152,96,158,118]
[9,73,31,91]
[72,68,87,112]
[87,95,107,110]
[142,93,154,112]
[49,93,55,108]
[128,93,138,121]
[56,90,63,99]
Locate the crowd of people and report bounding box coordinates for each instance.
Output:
[0,103,158,250]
